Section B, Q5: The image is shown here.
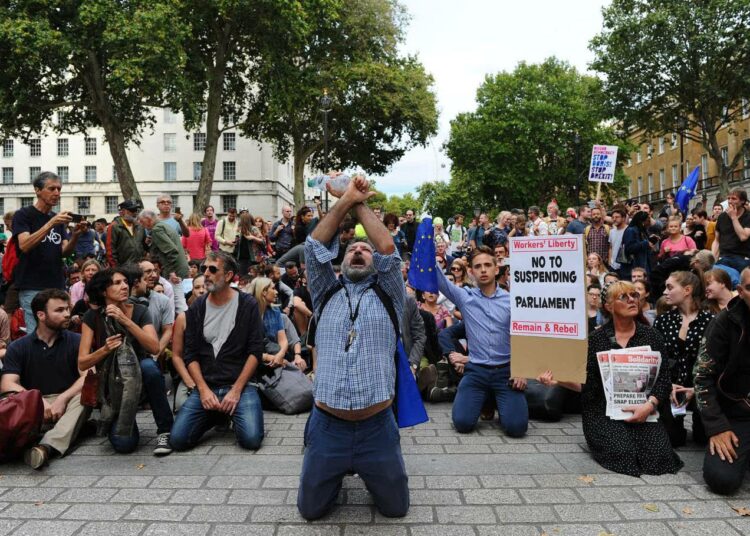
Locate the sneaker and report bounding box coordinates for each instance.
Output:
[23,445,49,470]
[153,433,173,456]
[417,364,437,394]
[429,386,456,403]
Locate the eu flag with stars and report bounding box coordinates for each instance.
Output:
[407,217,439,293]
[675,165,701,213]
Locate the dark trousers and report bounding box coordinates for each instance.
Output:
[438,321,466,356]
[140,357,174,435]
[658,399,706,448]
[717,254,750,273]
[703,418,750,495]
[297,406,409,520]
[451,363,528,437]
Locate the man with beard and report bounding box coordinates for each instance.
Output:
[169,251,265,451]
[106,200,145,267]
[585,207,610,265]
[0,289,88,469]
[298,175,408,520]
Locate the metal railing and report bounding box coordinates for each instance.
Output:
[635,167,750,204]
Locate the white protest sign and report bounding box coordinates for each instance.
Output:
[509,235,586,340]
[588,144,618,183]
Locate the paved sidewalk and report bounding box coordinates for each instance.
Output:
[1,405,749,536]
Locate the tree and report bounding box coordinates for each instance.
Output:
[444,58,627,210]
[176,0,325,213]
[416,179,476,219]
[242,0,438,208]
[383,192,419,215]
[590,0,750,198]
[0,0,188,201]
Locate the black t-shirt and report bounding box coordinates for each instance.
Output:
[1,330,81,395]
[716,210,750,257]
[12,206,68,290]
[294,285,313,312]
[82,304,153,358]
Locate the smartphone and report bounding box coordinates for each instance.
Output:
[175,206,181,214]
[70,213,84,223]
[313,195,321,202]
[675,391,687,407]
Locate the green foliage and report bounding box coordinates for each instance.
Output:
[444,58,627,210]
[590,0,750,196]
[416,179,477,219]
[382,192,419,216]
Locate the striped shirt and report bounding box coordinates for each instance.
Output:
[305,234,405,410]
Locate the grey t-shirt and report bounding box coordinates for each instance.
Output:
[147,291,175,337]
[204,292,239,357]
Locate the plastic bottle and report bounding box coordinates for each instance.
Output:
[306,174,351,191]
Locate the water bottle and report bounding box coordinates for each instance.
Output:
[306,174,351,191]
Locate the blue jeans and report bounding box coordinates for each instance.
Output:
[717,254,750,274]
[109,421,140,454]
[298,406,409,520]
[18,289,41,335]
[169,385,264,451]
[452,363,528,437]
[139,358,173,435]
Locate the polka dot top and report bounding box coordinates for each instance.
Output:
[653,308,714,387]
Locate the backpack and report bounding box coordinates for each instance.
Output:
[2,236,19,284]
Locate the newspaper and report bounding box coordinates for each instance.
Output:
[596,346,661,423]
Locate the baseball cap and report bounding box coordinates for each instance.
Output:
[118,199,141,212]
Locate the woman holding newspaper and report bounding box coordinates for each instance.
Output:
[539,281,683,477]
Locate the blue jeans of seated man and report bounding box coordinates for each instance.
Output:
[298,406,409,520]
[169,385,263,451]
[19,289,41,335]
[109,421,140,454]
[717,254,750,274]
[452,362,528,437]
[139,357,174,434]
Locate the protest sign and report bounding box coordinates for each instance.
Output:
[588,144,618,183]
[509,235,587,383]
[598,347,662,422]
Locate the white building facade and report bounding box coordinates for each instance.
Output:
[0,108,310,222]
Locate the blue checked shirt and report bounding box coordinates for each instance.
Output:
[436,266,511,366]
[306,234,405,410]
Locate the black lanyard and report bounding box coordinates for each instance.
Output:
[341,284,366,325]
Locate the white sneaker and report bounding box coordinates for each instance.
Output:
[154,433,173,456]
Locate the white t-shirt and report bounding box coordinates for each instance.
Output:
[446,224,466,254]
[609,226,626,269]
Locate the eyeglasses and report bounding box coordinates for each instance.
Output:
[614,291,640,303]
[158,200,172,204]
[587,292,601,298]
[450,267,462,272]
[203,265,219,274]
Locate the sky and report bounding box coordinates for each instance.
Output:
[374,0,610,195]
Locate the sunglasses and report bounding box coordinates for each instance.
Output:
[741,284,750,292]
[437,259,446,264]
[614,291,640,303]
[203,265,219,274]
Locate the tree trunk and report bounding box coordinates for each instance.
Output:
[705,129,730,200]
[102,121,140,202]
[293,141,307,209]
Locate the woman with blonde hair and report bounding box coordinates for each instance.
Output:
[586,252,607,287]
[70,258,101,305]
[181,213,212,264]
[247,277,288,368]
[448,259,472,288]
[658,216,696,260]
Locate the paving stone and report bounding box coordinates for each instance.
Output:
[60,504,131,520]
[278,525,342,536]
[536,443,586,453]
[641,473,698,485]
[435,506,496,524]
[78,521,145,536]
[124,504,190,521]
[11,520,83,536]
[208,476,264,489]
[142,523,211,536]
[444,445,492,454]
[521,488,580,504]
[668,520,741,535]
[488,444,539,454]
[479,475,537,488]
[0,487,63,502]
[40,476,99,487]
[227,489,288,505]
[685,484,741,499]
[554,504,621,522]
[401,445,444,454]
[575,486,641,503]
[407,490,462,505]
[0,475,49,487]
[0,520,20,536]
[315,506,374,524]
[169,489,229,504]
[604,521,674,536]
[0,502,70,519]
[614,501,677,520]
[251,506,306,523]
[342,476,367,489]
[111,488,174,503]
[462,489,522,504]
[212,525,276,536]
[633,484,695,501]
[425,476,481,489]
[407,454,564,475]
[150,476,206,488]
[540,524,607,535]
[96,476,154,488]
[476,527,540,536]
[668,499,735,518]
[186,505,250,522]
[344,489,373,505]
[373,506,432,524]
[415,436,459,444]
[494,505,558,523]
[54,488,118,503]
[410,526,474,536]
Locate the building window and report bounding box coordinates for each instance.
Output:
[223,132,236,151]
[85,137,97,156]
[164,162,177,181]
[701,154,709,180]
[671,133,678,149]
[0,199,4,216]
[2,140,13,158]
[105,196,119,214]
[193,162,202,181]
[223,161,236,181]
[20,197,33,208]
[637,176,643,197]
[112,166,118,182]
[29,167,41,183]
[636,150,642,164]
[29,139,41,157]
[57,138,69,157]
[626,158,632,167]
[646,144,653,159]
[721,146,729,167]
[685,160,690,180]
[57,111,67,128]
[193,133,206,151]
[744,140,750,179]
[658,137,664,154]
[659,169,665,192]
[77,196,91,215]
[2,167,13,184]
[164,108,178,124]
[57,166,69,184]
[647,172,653,193]
[221,195,237,213]
[163,133,176,152]
[671,164,678,187]
[85,165,97,183]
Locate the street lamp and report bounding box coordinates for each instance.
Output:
[320,89,333,213]
[677,117,687,185]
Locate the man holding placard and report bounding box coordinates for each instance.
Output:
[436,246,529,437]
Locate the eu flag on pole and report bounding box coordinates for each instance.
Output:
[407,216,439,293]
[675,165,701,213]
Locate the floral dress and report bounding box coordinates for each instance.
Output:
[582,322,683,476]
